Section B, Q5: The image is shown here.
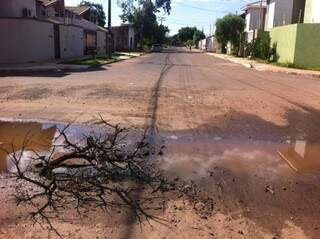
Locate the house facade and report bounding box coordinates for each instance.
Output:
[198,35,217,53]
[0,0,110,64]
[112,25,136,51]
[265,0,306,30]
[241,1,267,42]
[266,0,320,68]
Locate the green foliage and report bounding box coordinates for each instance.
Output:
[215,14,245,54]
[80,1,106,27]
[117,0,171,47]
[153,24,170,44]
[178,27,196,42]
[193,30,206,47]
[63,53,136,66]
[176,27,205,46]
[245,31,271,60]
[257,32,271,60]
[185,39,194,50]
[170,34,181,46]
[269,42,278,62]
[154,0,171,14]
[177,27,194,42]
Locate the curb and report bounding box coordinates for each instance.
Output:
[0,64,90,74]
[207,53,253,69]
[206,53,320,79]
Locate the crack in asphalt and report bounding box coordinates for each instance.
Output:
[146,53,174,149]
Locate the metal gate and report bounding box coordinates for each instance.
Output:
[54,24,61,59]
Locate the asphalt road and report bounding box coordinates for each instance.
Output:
[1,47,320,238]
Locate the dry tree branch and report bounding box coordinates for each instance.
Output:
[3,118,175,237]
[2,118,213,238]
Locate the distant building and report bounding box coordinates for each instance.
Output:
[0,0,110,64]
[198,35,217,53]
[241,1,267,42]
[198,38,206,51]
[206,35,217,53]
[112,25,136,51]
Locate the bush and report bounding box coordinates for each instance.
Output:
[245,31,271,60]
[215,14,245,55]
[269,42,278,62]
[258,32,271,60]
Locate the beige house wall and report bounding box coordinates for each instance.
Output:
[0,18,55,64]
[59,25,84,59]
[97,31,107,56]
[0,0,36,17]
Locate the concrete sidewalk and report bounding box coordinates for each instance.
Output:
[0,62,90,74]
[0,53,146,74]
[207,53,320,78]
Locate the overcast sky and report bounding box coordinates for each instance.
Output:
[65,0,252,35]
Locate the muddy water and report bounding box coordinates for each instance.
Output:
[161,135,320,180]
[1,120,320,177]
[279,140,320,173]
[0,121,57,172]
[0,120,132,173]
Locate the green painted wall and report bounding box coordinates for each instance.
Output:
[295,23,320,68]
[304,0,313,23]
[270,23,320,68]
[270,24,297,64]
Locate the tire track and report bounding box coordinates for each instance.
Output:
[146,53,173,149]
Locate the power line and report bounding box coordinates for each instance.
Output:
[172,1,230,14]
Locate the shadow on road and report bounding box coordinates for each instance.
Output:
[0,66,107,78]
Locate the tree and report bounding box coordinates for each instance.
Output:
[215,14,245,54]
[176,27,204,46]
[185,39,194,50]
[80,1,106,27]
[193,29,205,48]
[170,34,181,46]
[177,27,197,43]
[117,0,171,48]
[153,24,170,44]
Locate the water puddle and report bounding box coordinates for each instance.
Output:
[1,120,320,178]
[0,120,141,173]
[161,138,289,180]
[279,140,320,173]
[161,134,320,182]
[0,121,56,172]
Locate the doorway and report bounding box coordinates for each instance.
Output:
[54,24,61,59]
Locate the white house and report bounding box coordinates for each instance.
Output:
[241,0,267,42]
[0,0,110,64]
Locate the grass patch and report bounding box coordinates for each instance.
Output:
[271,62,320,71]
[254,59,320,71]
[62,52,138,67]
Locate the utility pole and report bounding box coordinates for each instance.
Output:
[158,17,166,26]
[108,0,112,58]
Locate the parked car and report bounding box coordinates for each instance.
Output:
[151,44,162,52]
